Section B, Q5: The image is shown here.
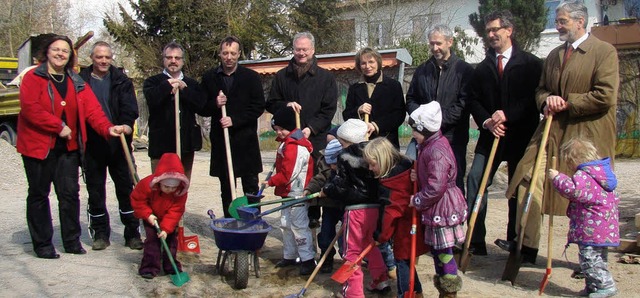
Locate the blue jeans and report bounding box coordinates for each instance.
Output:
[395,258,422,297]
[318,206,343,258]
[379,241,396,270]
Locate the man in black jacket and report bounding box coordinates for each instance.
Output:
[200,36,264,218]
[266,32,338,228]
[143,42,206,179]
[405,24,474,195]
[79,41,141,251]
[466,10,542,259]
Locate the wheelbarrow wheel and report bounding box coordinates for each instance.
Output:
[234,251,250,289]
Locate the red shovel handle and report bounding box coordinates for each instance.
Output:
[406,160,419,298]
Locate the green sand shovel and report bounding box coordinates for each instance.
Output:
[154,221,190,287]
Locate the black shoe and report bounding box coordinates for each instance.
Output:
[469,243,488,256]
[320,260,333,274]
[572,269,586,279]
[36,251,60,259]
[65,246,87,254]
[92,239,111,251]
[494,239,515,252]
[275,258,298,268]
[126,237,143,250]
[300,259,317,276]
[308,219,320,229]
[140,272,155,279]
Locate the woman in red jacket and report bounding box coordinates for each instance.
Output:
[364,137,429,298]
[17,35,126,259]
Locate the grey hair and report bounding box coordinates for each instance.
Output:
[162,41,185,54]
[90,41,112,56]
[293,32,315,49]
[484,10,516,29]
[427,24,454,40]
[557,0,589,28]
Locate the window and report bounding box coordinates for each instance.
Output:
[545,1,561,29]
[412,13,441,42]
[369,20,391,47]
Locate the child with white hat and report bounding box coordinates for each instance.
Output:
[408,101,467,297]
[322,118,390,296]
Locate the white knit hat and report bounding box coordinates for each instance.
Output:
[337,119,368,144]
[409,101,442,134]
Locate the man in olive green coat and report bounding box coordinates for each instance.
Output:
[506,0,619,262]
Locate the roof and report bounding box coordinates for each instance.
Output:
[239,48,412,75]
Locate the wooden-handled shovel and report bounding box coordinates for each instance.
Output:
[331,242,376,283]
[286,224,346,298]
[174,90,200,253]
[539,156,557,295]
[119,134,139,184]
[502,115,553,284]
[459,136,500,273]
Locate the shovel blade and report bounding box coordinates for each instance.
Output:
[177,227,200,253]
[170,271,190,287]
[284,288,305,298]
[538,268,552,295]
[458,251,471,273]
[237,206,260,221]
[331,260,359,283]
[501,250,522,285]
[229,196,249,219]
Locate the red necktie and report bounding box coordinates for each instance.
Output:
[561,45,573,72]
[497,54,504,79]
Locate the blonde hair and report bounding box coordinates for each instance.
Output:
[363,137,404,178]
[560,137,600,167]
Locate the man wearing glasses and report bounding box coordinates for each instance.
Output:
[266,32,338,236]
[466,10,543,260]
[507,0,619,275]
[143,42,205,178]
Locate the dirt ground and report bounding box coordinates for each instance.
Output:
[1,139,639,298]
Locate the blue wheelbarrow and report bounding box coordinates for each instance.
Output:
[208,210,272,289]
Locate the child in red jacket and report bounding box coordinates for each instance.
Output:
[263,107,316,275]
[364,137,429,298]
[130,153,190,279]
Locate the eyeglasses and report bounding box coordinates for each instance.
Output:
[49,47,70,54]
[485,26,506,35]
[164,56,183,61]
[554,18,572,25]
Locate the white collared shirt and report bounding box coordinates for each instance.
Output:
[163,69,184,80]
[496,46,513,68]
[570,33,589,50]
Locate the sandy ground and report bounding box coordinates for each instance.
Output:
[0,139,639,298]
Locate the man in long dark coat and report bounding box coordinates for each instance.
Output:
[200,36,265,218]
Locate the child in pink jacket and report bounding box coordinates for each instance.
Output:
[409,102,466,297]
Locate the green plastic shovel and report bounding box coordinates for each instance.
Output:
[228,164,275,219]
[154,221,190,287]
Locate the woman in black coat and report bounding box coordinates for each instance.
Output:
[342,47,406,148]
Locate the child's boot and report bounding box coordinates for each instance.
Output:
[433,275,462,298]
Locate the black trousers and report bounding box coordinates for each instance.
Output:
[218,171,259,218]
[84,143,139,241]
[23,151,82,255]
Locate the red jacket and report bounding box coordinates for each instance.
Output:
[130,153,190,234]
[376,158,428,259]
[17,64,113,160]
[268,129,314,197]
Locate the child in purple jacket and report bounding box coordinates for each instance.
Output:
[548,138,619,298]
[408,102,466,297]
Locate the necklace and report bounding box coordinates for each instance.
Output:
[49,73,65,83]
